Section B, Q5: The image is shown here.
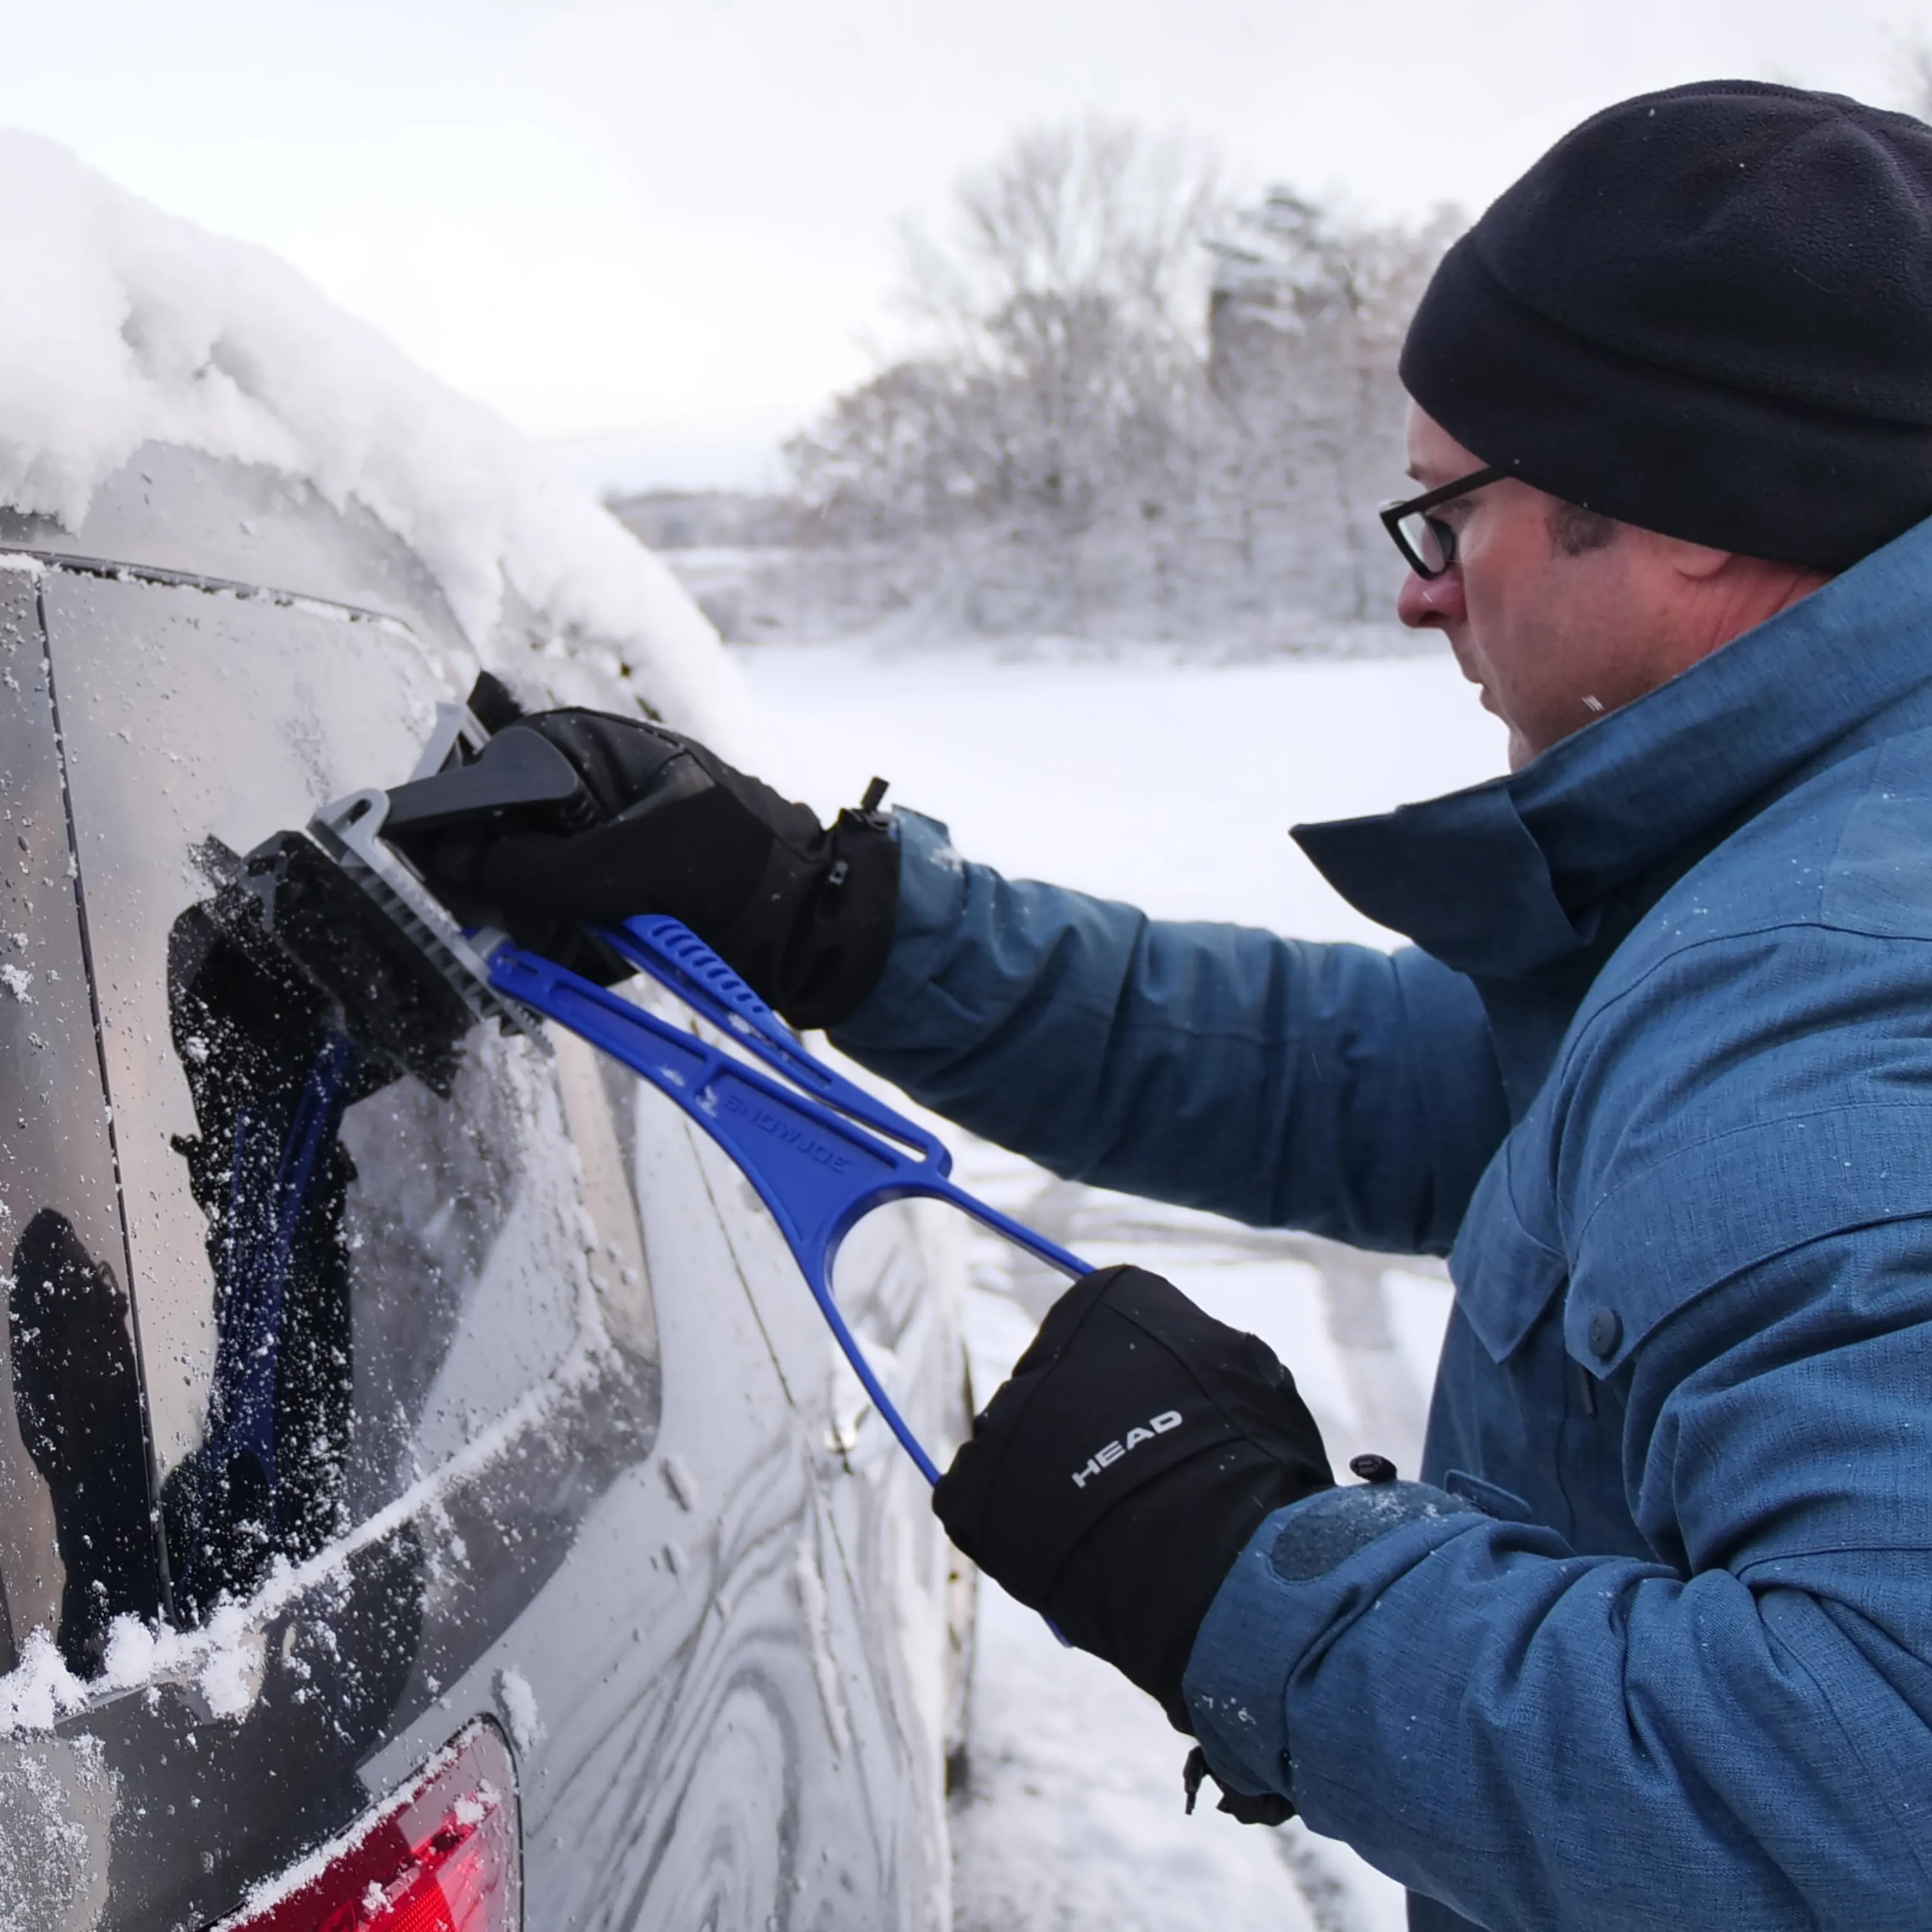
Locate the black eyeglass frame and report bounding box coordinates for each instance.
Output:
[1379,464,1508,579]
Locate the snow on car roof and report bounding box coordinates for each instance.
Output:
[0,130,748,747]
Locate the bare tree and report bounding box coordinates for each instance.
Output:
[791,122,1226,553]
[900,120,1224,355]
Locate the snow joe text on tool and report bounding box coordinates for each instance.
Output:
[283,699,1092,1488]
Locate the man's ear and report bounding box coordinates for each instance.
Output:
[1645,530,1734,582]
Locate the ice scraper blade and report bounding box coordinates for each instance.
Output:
[304,703,549,1055]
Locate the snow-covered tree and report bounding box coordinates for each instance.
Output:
[781,126,1463,645]
[1206,193,1464,622]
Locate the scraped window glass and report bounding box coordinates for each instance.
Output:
[37,562,659,1627]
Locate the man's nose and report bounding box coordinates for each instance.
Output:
[1397,564,1465,629]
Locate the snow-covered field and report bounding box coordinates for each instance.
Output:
[736,639,1509,1932]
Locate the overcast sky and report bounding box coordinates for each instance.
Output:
[5,2,1926,488]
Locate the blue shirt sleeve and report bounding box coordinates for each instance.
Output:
[829,810,1510,1254]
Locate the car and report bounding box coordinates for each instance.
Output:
[0,328,971,1928]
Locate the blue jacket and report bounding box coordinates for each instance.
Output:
[832,514,1932,1931]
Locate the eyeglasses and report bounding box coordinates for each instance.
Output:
[1379,464,1508,578]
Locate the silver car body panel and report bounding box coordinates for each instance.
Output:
[0,448,963,1930]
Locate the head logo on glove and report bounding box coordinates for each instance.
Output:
[1070,1409,1185,1488]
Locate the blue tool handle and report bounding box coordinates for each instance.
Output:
[598,916,1094,1287]
[596,915,949,1164]
[484,928,1092,1487]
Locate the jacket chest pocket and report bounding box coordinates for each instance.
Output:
[1450,1145,1569,1365]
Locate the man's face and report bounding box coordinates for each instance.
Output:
[1396,408,1685,771]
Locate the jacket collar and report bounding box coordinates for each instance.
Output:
[1294,512,1932,981]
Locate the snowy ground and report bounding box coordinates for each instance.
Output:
[736,639,1508,1932]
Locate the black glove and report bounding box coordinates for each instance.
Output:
[401,708,900,1030]
[934,1265,1333,1735]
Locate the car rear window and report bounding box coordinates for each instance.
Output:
[34,562,656,1627]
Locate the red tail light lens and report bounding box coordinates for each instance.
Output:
[217,1719,520,1932]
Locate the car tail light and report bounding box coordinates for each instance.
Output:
[217,1718,520,1932]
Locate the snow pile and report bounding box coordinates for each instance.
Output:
[492,1667,543,1755]
[0,1635,88,1735]
[0,131,743,744]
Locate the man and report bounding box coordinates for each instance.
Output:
[436,82,1932,1929]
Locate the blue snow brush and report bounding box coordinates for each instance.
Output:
[301,701,1092,1492]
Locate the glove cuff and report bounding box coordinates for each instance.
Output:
[768,807,901,1030]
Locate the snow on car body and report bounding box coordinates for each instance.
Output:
[0,137,965,1929]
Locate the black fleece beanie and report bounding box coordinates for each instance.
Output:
[1401,80,1932,571]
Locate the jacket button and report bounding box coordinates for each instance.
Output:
[1349,1453,1397,1484]
[1586,1307,1623,1359]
